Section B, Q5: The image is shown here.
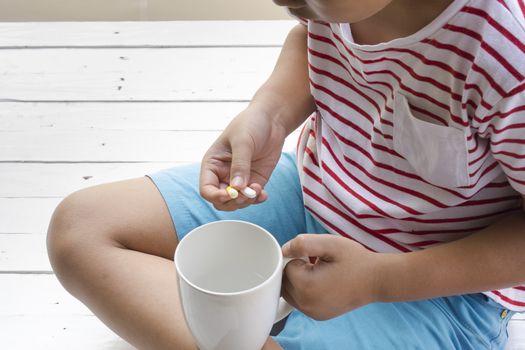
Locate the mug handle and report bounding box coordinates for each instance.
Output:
[275,297,294,323]
[274,257,301,323]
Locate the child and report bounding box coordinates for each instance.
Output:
[47,0,525,349]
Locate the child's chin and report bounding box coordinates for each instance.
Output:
[287,7,317,20]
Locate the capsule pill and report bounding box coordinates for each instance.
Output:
[226,186,239,199]
[241,187,257,199]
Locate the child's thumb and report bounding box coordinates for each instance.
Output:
[229,140,254,188]
[282,234,339,260]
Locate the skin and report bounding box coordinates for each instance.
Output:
[46,1,525,349]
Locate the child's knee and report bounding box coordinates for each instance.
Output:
[46,188,109,285]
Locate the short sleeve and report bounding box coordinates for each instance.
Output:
[482,82,525,194]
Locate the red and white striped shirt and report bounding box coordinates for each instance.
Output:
[295,0,525,311]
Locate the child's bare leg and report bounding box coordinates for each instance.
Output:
[47,177,198,349]
[44,178,179,349]
[47,177,283,350]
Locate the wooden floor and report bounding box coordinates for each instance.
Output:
[0,21,523,349]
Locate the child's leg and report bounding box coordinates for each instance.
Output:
[47,177,201,349]
[46,178,288,349]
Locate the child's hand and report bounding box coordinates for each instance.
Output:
[282,234,386,320]
[200,106,287,211]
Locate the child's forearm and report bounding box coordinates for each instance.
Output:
[376,208,525,302]
[249,24,315,136]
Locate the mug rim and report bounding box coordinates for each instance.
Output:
[174,219,284,297]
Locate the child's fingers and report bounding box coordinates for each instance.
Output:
[201,185,230,205]
[282,234,340,261]
[229,136,254,188]
[255,188,268,204]
[199,167,230,204]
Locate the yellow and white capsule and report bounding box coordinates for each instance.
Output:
[226,186,239,199]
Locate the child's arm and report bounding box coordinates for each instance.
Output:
[200,24,314,211]
[282,207,525,320]
[249,23,316,135]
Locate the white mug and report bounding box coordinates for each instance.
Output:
[174,220,294,350]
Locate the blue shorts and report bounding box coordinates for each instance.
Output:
[147,152,515,350]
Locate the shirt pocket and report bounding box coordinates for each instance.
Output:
[393,93,470,188]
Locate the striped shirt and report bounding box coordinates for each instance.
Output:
[294,0,525,311]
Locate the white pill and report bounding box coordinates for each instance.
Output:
[241,186,257,199]
[226,186,239,199]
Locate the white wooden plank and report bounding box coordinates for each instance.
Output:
[0,21,294,48]
[0,275,130,348]
[508,319,525,350]
[0,130,220,162]
[0,274,134,348]
[0,274,89,315]
[0,48,279,101]
[0,163,183,198]
[1,315,135,349]
[514,313,525,320]
[0,234,49,271]
[0,129,300,162]
[0,198,61,234]
[0,102,246,131]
